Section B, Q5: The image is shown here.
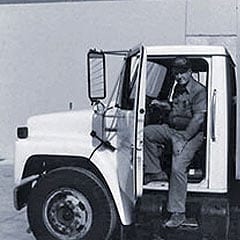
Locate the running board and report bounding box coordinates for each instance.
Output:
[180,218,199,228]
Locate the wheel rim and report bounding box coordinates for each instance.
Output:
[43,187,93,240]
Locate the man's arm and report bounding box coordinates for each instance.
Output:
[183,86,206,140]
[171,87,206,155]
[150,99,171,111]
[181,111,205,140]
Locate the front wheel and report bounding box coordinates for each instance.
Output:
[27,167,117,240]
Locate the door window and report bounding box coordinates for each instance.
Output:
[118,54,140,110]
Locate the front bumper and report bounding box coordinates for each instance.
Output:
[14,174,39,210]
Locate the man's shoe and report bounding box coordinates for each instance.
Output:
[144,172,168,184]
[151,233,165,240]
[164,212,186,228]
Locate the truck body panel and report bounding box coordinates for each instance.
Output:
[146,45,229,56]
[209,56,228,190]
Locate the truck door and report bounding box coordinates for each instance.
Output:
[116,45,146,202]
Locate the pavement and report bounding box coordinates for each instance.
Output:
[0,163,35,240]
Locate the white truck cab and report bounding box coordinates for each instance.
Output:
[14,45,239,240]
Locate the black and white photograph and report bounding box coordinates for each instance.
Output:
[0,0,240,239]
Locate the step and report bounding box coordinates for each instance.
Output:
[135,217,201,240]
[180,218,199,228]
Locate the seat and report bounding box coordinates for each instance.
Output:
[187,140,206,183]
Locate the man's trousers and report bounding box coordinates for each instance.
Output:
[144,124,203,213]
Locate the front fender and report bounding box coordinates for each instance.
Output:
[14,135,93,185]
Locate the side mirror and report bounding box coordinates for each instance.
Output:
[87,50,106,102]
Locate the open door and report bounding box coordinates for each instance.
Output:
[116,44,146,203]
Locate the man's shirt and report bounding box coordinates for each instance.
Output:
[169,78,206,132]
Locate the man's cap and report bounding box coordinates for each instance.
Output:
[172,57,191,74]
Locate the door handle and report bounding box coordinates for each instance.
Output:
[211,89,217,142]
[131,140,143,151]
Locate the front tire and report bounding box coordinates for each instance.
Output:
[27,167,117,240]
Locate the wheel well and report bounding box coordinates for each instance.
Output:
[23,154,106,186]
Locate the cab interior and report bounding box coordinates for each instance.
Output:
[144,57,208,185]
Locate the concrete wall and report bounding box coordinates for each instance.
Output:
[0,0,240,162]
[0,0,186,160]
[186,0,237,60]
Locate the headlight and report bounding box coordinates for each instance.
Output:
[17,127,28,139]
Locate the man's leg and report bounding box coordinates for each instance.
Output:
[144,124,173,173]
[144,124,173,174]
[166,132,204,227]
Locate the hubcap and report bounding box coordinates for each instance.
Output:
[43,188,93,240]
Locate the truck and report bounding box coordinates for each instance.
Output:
[14,44,240,240]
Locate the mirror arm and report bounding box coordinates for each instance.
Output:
[90,131,116,152]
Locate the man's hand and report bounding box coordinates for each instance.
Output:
[171,132,187,155]
[151,100,171,111]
